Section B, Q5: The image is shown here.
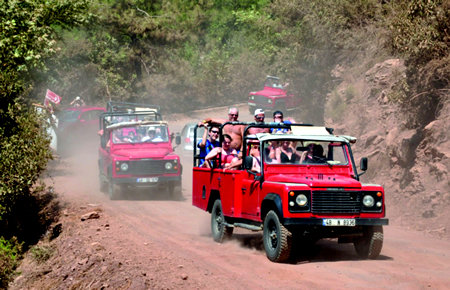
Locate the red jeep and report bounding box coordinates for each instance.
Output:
[98,110,182,200]
[248,76,300,114]
[192,123,388,262]
[57,105,106,145]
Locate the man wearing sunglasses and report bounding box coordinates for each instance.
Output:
[249,109,270,134]
[197,123,221,166]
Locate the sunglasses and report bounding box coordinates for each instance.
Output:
[274,115,283,119]
[255,116,264,119]
[229,114,238,117]
[211,130,219,134]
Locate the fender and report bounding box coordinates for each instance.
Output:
[261,193,283,221]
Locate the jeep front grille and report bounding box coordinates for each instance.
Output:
[252,95,271,105]
[311,191,361,214]
[122,160,167,175]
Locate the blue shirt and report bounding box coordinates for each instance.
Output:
[270,120,291,133]
[197,139,220,165]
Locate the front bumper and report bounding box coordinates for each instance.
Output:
[283,218,389,226]
[111,175,181,186]
[248,102,274,110]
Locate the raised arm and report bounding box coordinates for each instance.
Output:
[197,122,208,148]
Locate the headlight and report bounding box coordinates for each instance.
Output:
[165,162,173,170]
[288,190,311,213]
[296,194,308,206]
[363,195,375,207]
[250,96,254,100]
[268,99,272,104]
[120,163,128,171]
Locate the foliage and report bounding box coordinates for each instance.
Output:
[0,237,22,288]
[387,0,449,127]
[0,2,87,286]
[0,103,53,239]
[30,243,54,264]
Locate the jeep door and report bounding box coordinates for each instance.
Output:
[240,172,261,220]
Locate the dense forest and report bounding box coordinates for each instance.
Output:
[1,0,448,286]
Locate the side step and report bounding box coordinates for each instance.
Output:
[224,222,262,231]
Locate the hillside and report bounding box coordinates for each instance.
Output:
[325,58,449,239]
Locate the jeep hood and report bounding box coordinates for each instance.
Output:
[112,147,174,159]
[265,174,362,188]
[251,87,285,97]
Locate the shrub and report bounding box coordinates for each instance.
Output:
[0,101,53,243]
[0,237,22,288]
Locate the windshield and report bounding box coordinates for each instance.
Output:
[262,139,349,165]
[111,124,169,144]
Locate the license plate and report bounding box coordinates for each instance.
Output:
[137,177,158,183]
[322,219,355,227]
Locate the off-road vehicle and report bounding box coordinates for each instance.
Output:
[192,122,388,262]
[98,110,182,200]
[248,76,300,114]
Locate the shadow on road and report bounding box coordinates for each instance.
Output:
[231,233,393,264]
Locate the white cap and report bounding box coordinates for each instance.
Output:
[254,108,265,116]
[75,96,81,101]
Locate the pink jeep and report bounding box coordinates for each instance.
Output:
[248,76,300,114]
[98,111,182,200]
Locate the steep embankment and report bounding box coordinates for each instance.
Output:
[326,59,449,239]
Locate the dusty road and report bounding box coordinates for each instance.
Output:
[12,104,450,289]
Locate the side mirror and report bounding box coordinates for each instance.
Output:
[360,157,368,172]
[243,156,253,170]
[175,133,181,145]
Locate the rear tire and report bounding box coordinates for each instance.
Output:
[354,226,383,259]
[263,210,292,263]
[211,199,233,242]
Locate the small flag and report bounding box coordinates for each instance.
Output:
[44,89,61,105]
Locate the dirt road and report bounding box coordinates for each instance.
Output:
[11,104,450,289]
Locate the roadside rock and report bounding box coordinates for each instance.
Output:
[81,211,100,221]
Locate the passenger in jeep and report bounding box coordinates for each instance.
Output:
[197,123,220,166]
[249,143,261,172]
[142,128,158,142]
[204,134,238,168]
[249,109,270,134]
[202,107,245,151]
[276,140,301,163]
[265,140,280,163]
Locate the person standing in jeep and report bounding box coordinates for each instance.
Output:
[197,123,220,166]
[203,107,245,151]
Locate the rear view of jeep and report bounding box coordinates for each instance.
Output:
[98,110,182,200]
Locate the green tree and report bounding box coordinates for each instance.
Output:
[0,0,88,285]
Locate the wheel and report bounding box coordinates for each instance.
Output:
[211,199,233,242]
[108,181,120,200]
[354,226,383,259]
[167,181,182,200]
[263,210,292,262]
[99,176,107,193]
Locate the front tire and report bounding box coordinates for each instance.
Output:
[263,210,292,262]
[211,199,233,242]
[354,225,383,259]
[108,181,120,200]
